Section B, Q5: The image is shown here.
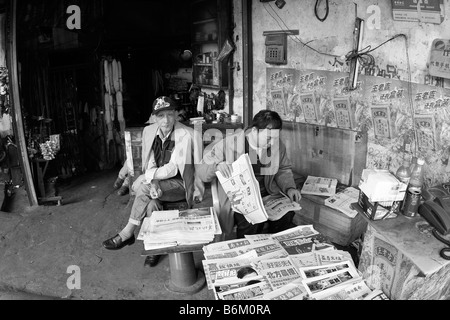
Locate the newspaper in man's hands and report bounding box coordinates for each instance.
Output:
[215,154,268,224]
[263,194,301,221]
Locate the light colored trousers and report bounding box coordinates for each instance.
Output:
[128,178,186,226]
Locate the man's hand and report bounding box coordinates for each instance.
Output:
[149,180,163,199]
[227,190,244,206]
[287,188,301,204]
[217,162,233,179]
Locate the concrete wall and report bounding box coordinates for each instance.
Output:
[230,0,450,186]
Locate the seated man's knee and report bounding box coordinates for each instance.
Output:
[145,199,162,217]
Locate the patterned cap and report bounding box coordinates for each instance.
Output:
[152,96,177,115]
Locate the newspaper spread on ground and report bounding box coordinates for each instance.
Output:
[212,276,269,300]
[289,252,320,269]
[248,240,289,260]
[324,186,360,218]
[289,250,354,269]
[255,257,302,290]
[249,278,309,300]
[277,233,335,255]
[203,249,259,263]
[217,279,274,300]
[202,257,261,290]
[314,250,355,267]
[201,224,373,300]
[298,261,356,280]
[262,194,302,221]
[271,225,318,243]
[363,289,390,300]
[203,238,252,253]
[138,207,218,249]
[320,280,372,300]
[244,234,272,244]
[216,154,268,224]
[302,265,362,299]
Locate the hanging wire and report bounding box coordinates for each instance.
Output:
[315,0,329,22]
[262,3,415,153]
[344,34,406,70]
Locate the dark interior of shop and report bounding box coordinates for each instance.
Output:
[15,0,194,180]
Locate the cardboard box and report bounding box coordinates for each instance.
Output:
[356,190,400,220]
[295,193,368,246]
[358,169,406,202]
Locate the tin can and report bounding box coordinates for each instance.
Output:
[402,187,421,217]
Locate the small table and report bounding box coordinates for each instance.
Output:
[141,243,207,294]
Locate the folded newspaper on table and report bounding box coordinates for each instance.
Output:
[215,154,268,224]
[138,207,221,250]
[301,175,338,197]
[324,186,360,218]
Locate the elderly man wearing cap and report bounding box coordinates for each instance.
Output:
[103,96,204,266]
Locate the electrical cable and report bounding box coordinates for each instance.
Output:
[432,229,450,260]
[315,0,329,22]
[263,1,415,128]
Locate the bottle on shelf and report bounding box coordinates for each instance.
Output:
[396,158,411,185]
[401,158,425,218]
[409,158,425,191]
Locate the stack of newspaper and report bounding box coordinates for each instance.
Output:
[138,207,222,251]
[201,225,389,300]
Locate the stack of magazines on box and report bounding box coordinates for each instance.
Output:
[201,225,388,300]
[138,207,222,251]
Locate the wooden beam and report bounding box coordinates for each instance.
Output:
[242,0,253,128]
[6,0,38,207]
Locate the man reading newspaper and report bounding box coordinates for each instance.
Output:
[197,110,301,238]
